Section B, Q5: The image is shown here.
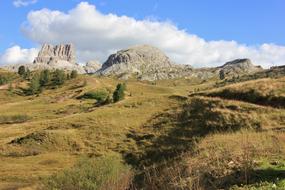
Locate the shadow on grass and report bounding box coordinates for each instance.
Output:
[207,88,285,109]
[216,168,285,189]
[124,98,260,168]
[123,97,262,189]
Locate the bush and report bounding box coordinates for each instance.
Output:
[79,90,109,103]
[42,154,132,190]
[70,70,78,79]
[0,114,29,124]
[113,83,126,103]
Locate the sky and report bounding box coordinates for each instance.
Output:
[0,0,285,68]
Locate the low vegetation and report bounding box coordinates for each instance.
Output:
[0,114,29,124]
[79,90,109,103]
[42,154,132,190]
[0,69,284,189]
[0,71,17,85]
[208,88,285,108]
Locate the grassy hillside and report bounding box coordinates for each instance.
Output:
[0,71,284,189]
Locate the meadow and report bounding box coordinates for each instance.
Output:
[0,69,284,189]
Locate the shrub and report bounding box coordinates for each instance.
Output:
[42,154,132,190]
[70,70,78,79]
[18,65,26,76]
[79,90,109,103]
[0,114,29,124]
[113,83,126,102]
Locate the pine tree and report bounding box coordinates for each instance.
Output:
[24,68,31,80]
[113,83,126,102]
[52,69,66,86]
[219,70,225,80]
[18,66,26,77]
[70,70,78,79]
[66,73,70,80]
[28,75,41,95]
[39,69,51,86]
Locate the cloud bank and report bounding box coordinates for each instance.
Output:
[2,2,285,68]
[13,0,37,8]
[0,46,38,65]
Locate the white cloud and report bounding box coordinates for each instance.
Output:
[14,2,285,68]
[0,46,38,65]
[13,0,37,8]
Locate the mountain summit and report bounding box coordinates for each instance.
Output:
[34,43,76,65]
[97,45,193,80]
[219,58,263,76]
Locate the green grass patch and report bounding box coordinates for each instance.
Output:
[78,89,109,103]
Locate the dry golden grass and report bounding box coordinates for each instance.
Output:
[0,73,284,189]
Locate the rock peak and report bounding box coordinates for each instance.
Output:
[97,44,194,80]
[101,44,173,70]
[222,58,252,67]
[34,43,76,65]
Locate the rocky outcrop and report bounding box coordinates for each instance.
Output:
[34,44,76,65]
[96,45,193,80]
[2,44,87,73]
[96,45,264,81]
[30,43,87,73]
[84,60,102,73]
[218,59,263,78]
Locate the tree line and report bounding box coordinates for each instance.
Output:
[18,66,78,95]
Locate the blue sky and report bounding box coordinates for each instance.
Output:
[0,0,285,67]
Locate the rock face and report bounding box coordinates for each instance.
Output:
[1,44,263,80]
[190,59,263,80]
[96,45,263,81]
[84,60,102,74]
[218,59,263,77]
[26,43,84,73]
[34,44,76,65]
[97,45,193,80]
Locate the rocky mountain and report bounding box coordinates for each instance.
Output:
[84,60,102,74]
[3,44,86,74]
[96,45,193,80]
[218,59,263,78]
[96,45,263,81]
[34,44,76,65]
[1,44,263,80]
[32,43,85,73]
